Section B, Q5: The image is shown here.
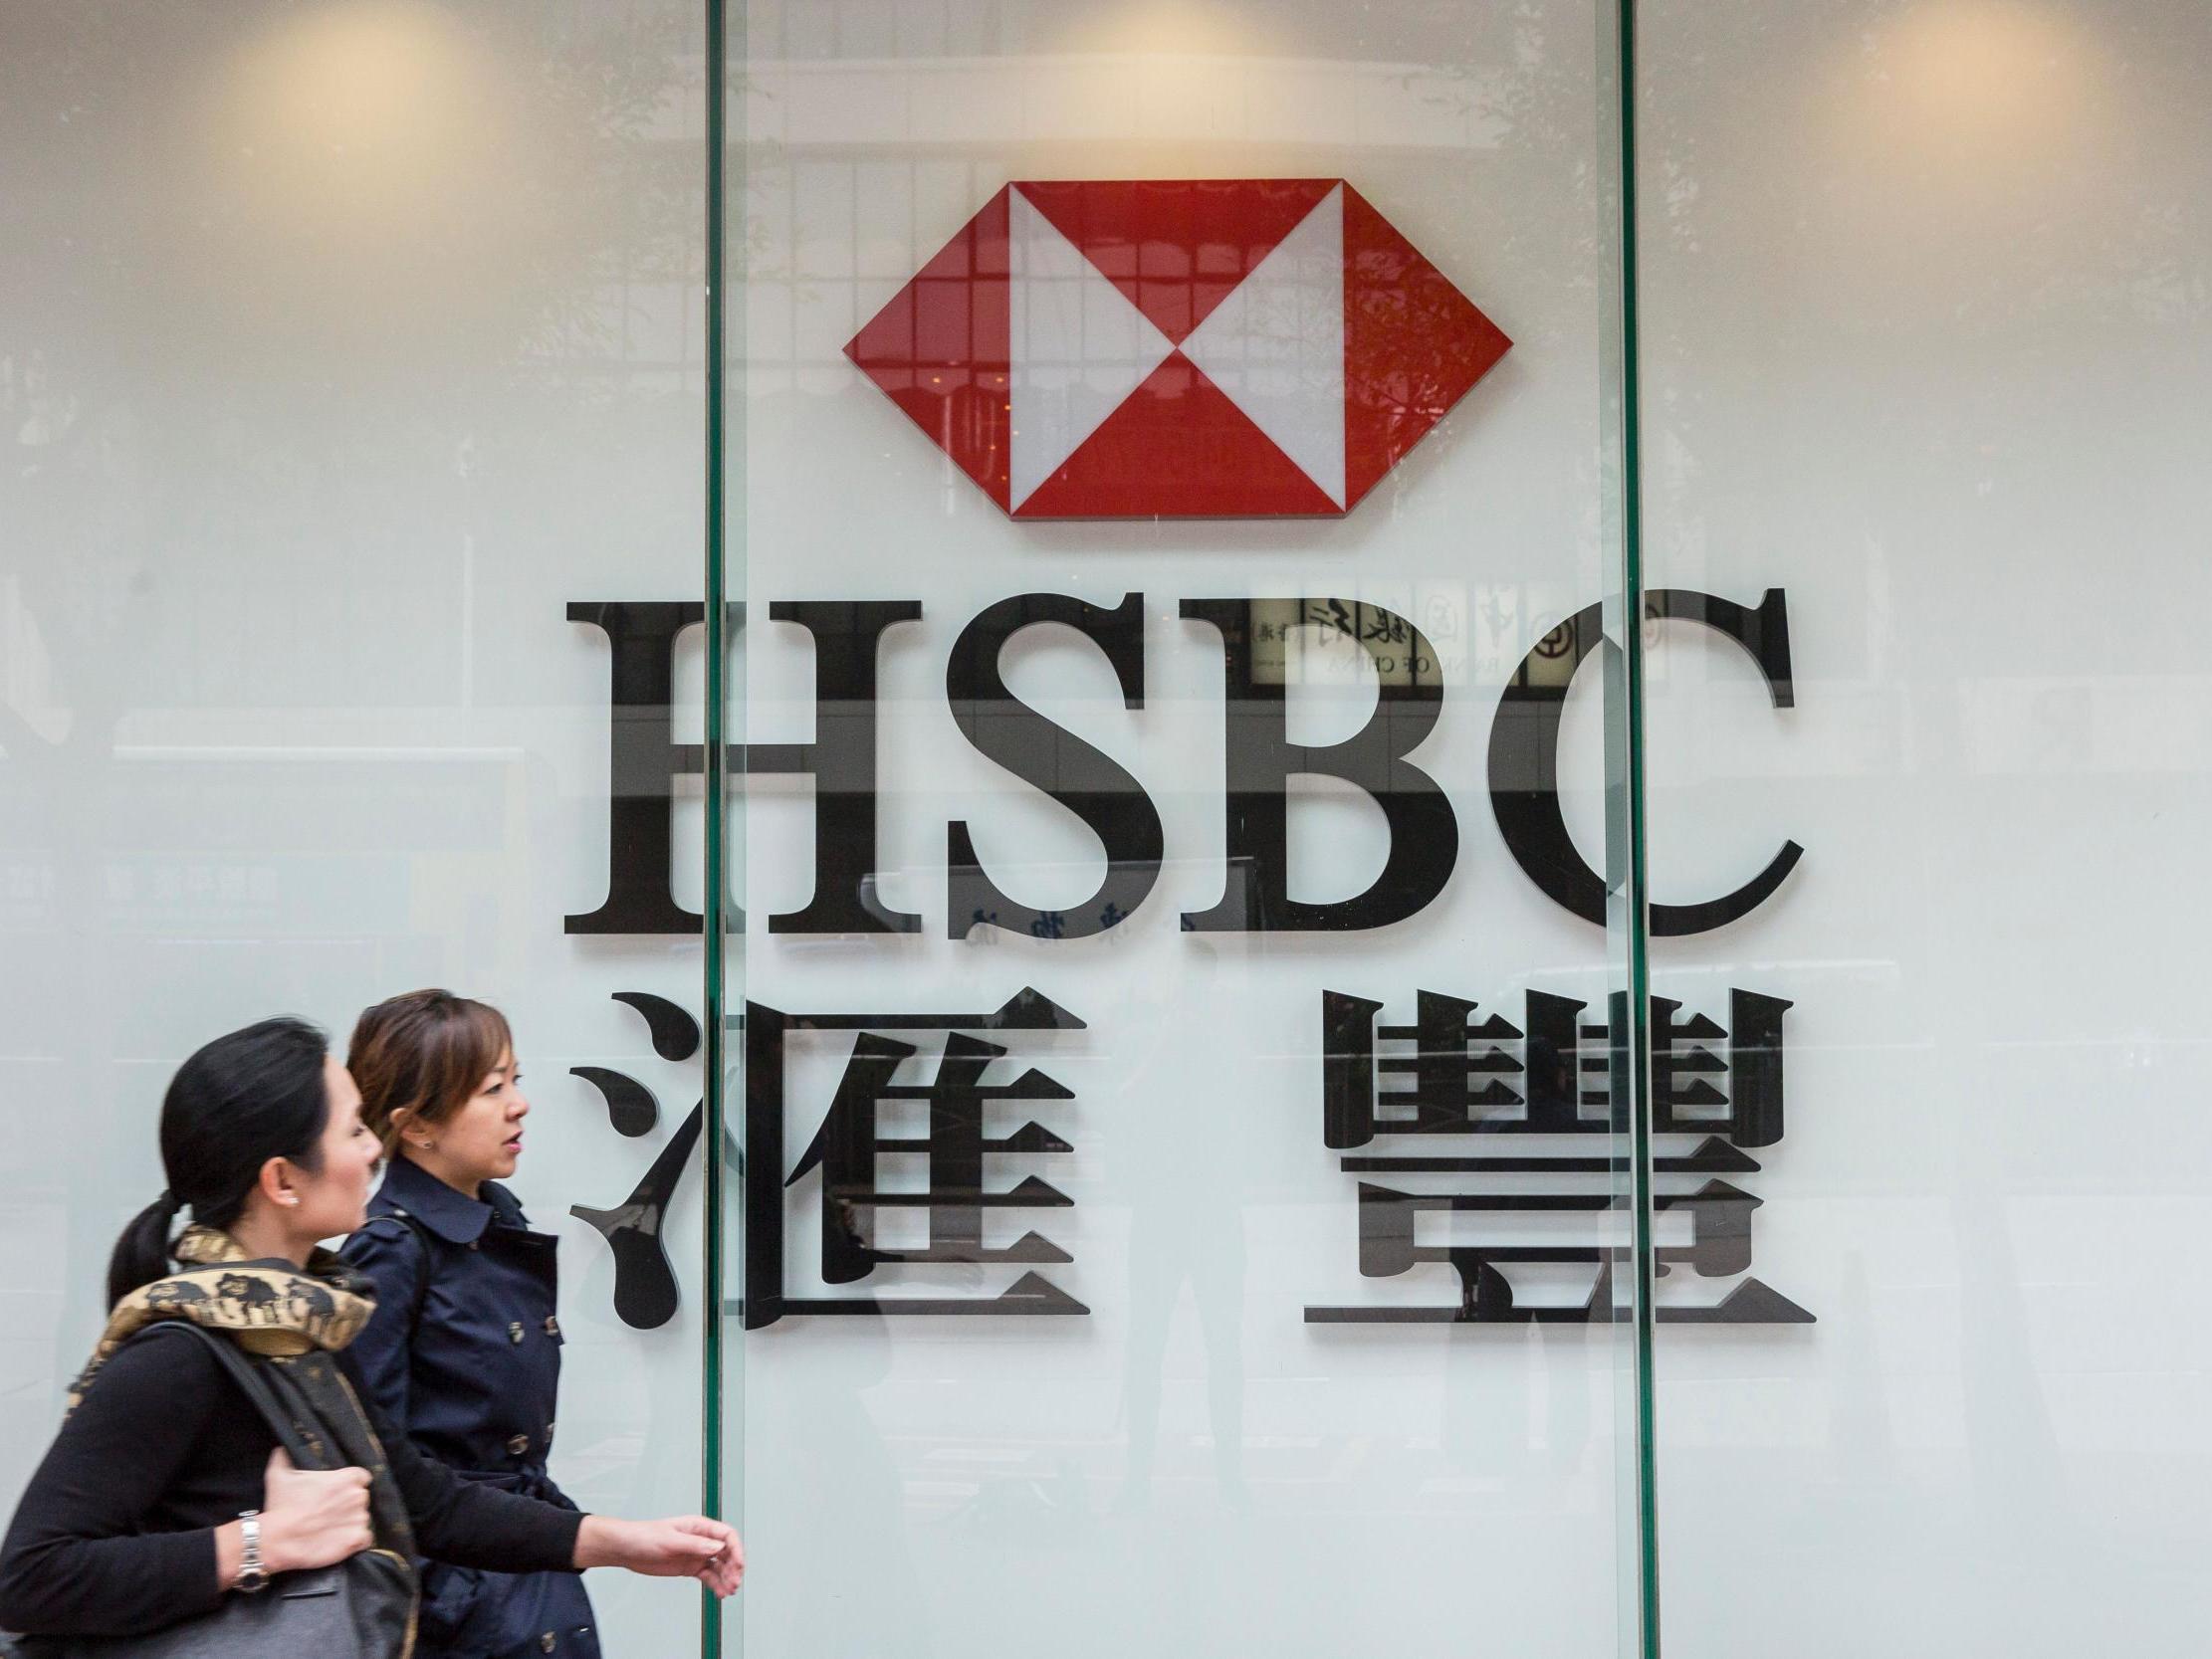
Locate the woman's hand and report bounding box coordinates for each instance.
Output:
[256,1447,375,1574]
[575,1516,744,1596]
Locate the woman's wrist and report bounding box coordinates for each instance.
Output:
[211,1520,245,1593]
[572,1515,620,1571]
[251,1515,303,1576]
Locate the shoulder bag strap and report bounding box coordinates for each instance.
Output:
[134,1322,326,1471]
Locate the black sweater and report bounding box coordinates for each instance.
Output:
[0,1329,585,1637]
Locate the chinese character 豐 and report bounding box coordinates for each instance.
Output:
[1305,986,1811,1325]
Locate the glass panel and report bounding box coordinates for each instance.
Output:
[1638,2,2212,1651]
[711,0,745,1648]
[730,4,1646,1655]
[1593,3,1660,1653]
[0,5,713,1653]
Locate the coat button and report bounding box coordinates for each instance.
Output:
[540,1634,557,1653]
[544,1316,561,1338]
[508,1322,525,1344]
[507,1433,531,1456]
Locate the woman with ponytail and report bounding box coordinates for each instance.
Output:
[0,1017,740,1651]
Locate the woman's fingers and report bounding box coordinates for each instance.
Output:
[650,1516,744,1595]
[256,1459,373,1573]
[693,1552,743,1596]
[671,1517,735,1555]
[694,1524,743,1595]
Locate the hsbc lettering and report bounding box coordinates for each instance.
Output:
[563,588,1799,940]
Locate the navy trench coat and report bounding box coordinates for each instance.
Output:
[341,1154,599,1659]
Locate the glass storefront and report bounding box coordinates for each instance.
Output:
[4,3,2208,1655]
[729,3,1647,1653]
[1639,4,2212,1650]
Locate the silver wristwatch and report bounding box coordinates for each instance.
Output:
[235,1510,271,1594]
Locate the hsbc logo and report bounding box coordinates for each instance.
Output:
[845,179,1511,518]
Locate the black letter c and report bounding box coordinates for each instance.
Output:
[1487,588,1802,936]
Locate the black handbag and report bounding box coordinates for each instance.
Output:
[1,1324,417,1659]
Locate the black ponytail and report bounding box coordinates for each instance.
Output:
[105,1191,185,1311]
[105,1017,332,1308]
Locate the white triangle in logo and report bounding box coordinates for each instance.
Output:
[1181,183,1346,508]
[1007,188,1175,510]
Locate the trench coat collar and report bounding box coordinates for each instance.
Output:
[377,1151,529,1245]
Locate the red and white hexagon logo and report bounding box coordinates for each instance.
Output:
[845,179,1511,519]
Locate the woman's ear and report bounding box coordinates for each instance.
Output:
[387,1106,430,1152]
[258,1155,303,1210]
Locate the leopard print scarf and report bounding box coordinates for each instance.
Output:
[69,1225,377,1408]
